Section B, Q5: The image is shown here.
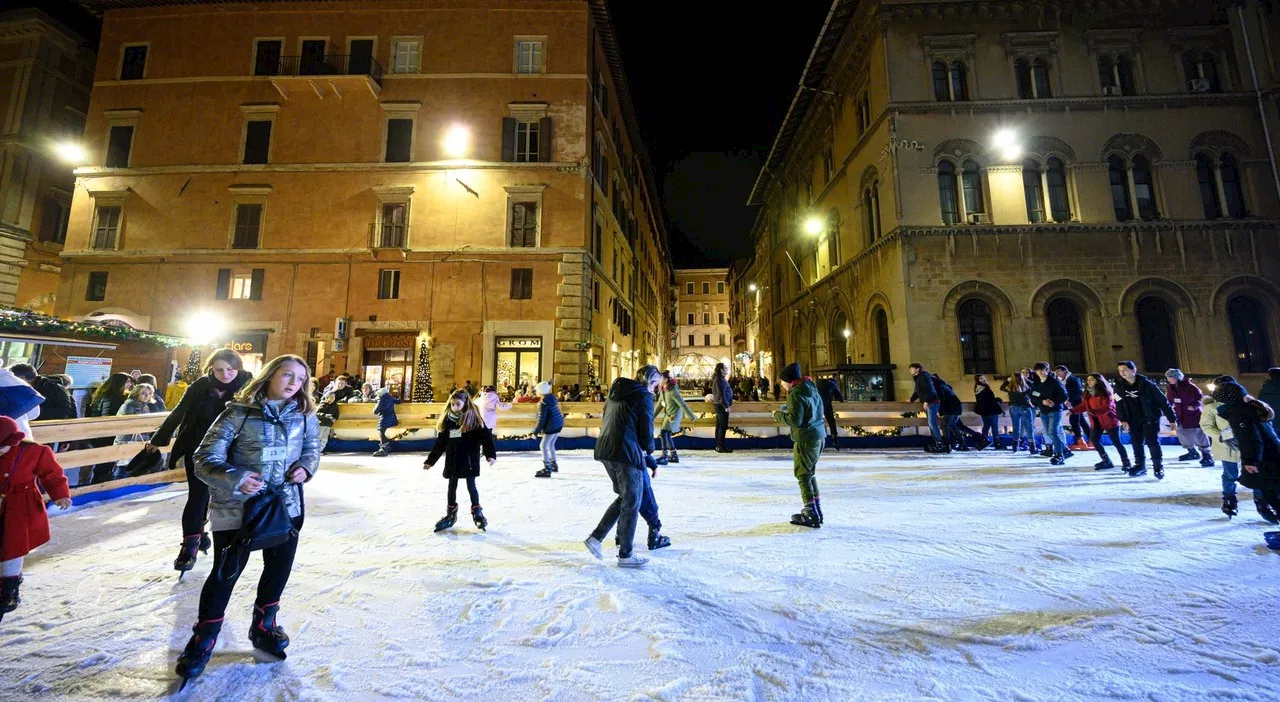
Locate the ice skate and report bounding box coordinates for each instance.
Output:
[583,536,603,559]
[1127,464,1148,477]
[1153,464,1165,480]
[654,454,669,466]
[175,618,222,689]
[372,445,387,458]
[249,603,290,659]
[1050,455,1065,466]
[647,527,671,550]
[434,504,458,532]
[1093,459,1114,470]
[174,534,203,577]
[1222,494,1238,518]
[1199,451,1215,468]
[790,506,821,529]
[1254,498,1280,525]
[471,504,488,531]
[668,451,681,464]
[1265,532,1280,551]
[534,462,552,478]
[550,460,559,473]
[0,575,22,619]
[617,554,648,568]
[1176,451,1198,462]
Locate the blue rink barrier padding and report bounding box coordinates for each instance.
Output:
[69,481,172,507]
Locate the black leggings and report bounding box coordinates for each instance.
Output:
[447,477,479,506]
[180,452,211,537]
[1089,423,1129,464]
[1069,412,1088,442]
[1129,420,1163,466]
[197,516,303,621]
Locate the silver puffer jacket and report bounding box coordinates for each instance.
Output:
[194,399,321,532]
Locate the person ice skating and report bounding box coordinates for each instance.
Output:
[908,363,944,451]
[1056,366,1090,450]
[1210,381,1280,547]
[817,377,844,450]
[1032,363,1071,465]
[464,380,478,398]
[584,365,662,567]
[0,416,72,622]
[175,355,320,685]
[1164,369,1213,467]
[974,375,1004,450]
[711,363,733,453]
[533,380,564,478]
[1002,370,1036,455]
[1071,374,1130,471]
[770,362,826,528]
[1116,360,1176,479]
[1259,368,1280,435]
[1200,378,1262,519]
[146,348,250,574]
[935,374,984,451]
[424,389,496,531]
[656,371,695,465]
[476,385,512,431]
[372,387,400,457]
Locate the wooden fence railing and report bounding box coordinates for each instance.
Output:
[29,413,181,497]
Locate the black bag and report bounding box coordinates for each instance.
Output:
[213,484,300,582]
[125,446,164,477]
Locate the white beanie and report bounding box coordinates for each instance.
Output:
[536,380,552,395]
[1164,368,1185,381]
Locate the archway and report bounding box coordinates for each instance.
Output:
[830,309,849,365]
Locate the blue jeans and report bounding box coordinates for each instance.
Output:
[925,402,942,442]
[1042,410,1067,457]
[1221,461,1263,499]
[1009,406,1035,448]
[659,429,675,453]
[980,415,1000,446]
[592,460,647,558]
[540,432,559,464]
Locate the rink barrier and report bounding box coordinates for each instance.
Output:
[29,413,172,502]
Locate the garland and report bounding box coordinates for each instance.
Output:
[728,426,766,439]
[0,306,190,348]
[840,425,903,438]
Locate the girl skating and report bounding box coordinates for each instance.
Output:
[1071,374,1130,471]
[0,416,72,622]
[372,387,400,457]
[533,380,564,478]
[656,371,695,465]
[424,390,496,531]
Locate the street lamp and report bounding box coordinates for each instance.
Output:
[993,128,1021,162]
[804,216,824,236]
[842,328,851,339]
[53,141,88,165]
[185,311,226,345]
[443,125,470,159]
[748,283,757,292]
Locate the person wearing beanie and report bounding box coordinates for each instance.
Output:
[1165,369,1213,467]
[1201,376,1261,519]
[1115,361,1177,479]
[1211,380,1280,541]
[773,362,826,528]
[533,380,564,478]
[0,415,72,622]
[371,386,401,457]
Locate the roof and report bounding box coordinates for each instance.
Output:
[747,0,864,206]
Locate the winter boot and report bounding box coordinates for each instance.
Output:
[434,504,459,532]
[471,504,488,531]
[175,618,223,685]
[669,451,681,464]
[1177,450,1199,462]
[0,575,22,619]
[1199,450,1215,468]
[1094,459,1115,470]
[174,534,202,574]
[790,505,821,529]
[1222,494,1239,519]
[647,527,671,550]
[249,602,290,659]
[1255,498,1280,525]
[1153,463,1165,481]
[534,462,553,478]
[1127,463,1148,477]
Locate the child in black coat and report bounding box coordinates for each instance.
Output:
[424,389,496,531]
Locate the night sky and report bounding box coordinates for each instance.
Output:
[21,0,833,267]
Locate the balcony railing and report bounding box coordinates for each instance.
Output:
[262,54,384,88]
[370,222,408,249]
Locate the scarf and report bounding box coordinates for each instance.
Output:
[208,372,247,401]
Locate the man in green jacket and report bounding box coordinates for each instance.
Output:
[773,362,827,528]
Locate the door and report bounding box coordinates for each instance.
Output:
[300,40,328,75]
[349,39,374,75]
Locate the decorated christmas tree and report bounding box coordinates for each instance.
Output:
[587,358,598,389]
[411,340,434,402]
[183,348,202,382]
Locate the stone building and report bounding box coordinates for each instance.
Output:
[60,0,670,395]
[734,0,1280,400]
[0,9,94,312]
[671,267,731,377]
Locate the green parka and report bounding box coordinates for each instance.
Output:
[773,378,826,448]
[657,388,696,432]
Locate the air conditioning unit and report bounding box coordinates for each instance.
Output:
[1102,85,1122,96]
[1188,78,1210,93]
[967,212,991,225]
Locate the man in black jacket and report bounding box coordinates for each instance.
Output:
[1033,362,1071,464]
[9,364,77,421]
[908,363,944,450]
[817,377,844,450]
[585,365,662,568]
[1056,365,1088,450]
[1116,360,1177,479]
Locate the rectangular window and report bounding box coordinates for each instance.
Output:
[717,281,725,294]
[378,202,408,248]
[514,120,540,163]
[718,312,725,324]
[595,67,609,118]
[687,313,694,325]
[214,268,260,300]
[377,269,401,299]
[120,45,147,80]
[243,120,272,164]
[86,271,107,301]
[515,39,545,74]
[702,282,710,294]
[719,334,726,346]
[105,126,133,168]
[253,40,282,75]
[592,279,600,311]
[703,313,710,325]
[385,119,413,162]
[92,206,121,250]
[593,219,603,261]
[391,38,422,74]
[39,199,69,244]
[686,282,694,295]
[509,202,537,247]
[704,334,711,346]
[230,273,254,300]
[822,146,834,183]
[688,334,695,346]
[232,204,262,249]
[510,268,533,299]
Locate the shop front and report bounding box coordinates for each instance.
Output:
[361,333,417,398]
[216,332,269,376]
[494,336,542,394]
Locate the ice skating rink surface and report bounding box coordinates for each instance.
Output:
[1,449,1276,701]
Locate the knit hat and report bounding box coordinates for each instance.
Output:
[0,415,24,448]
[1164,368,1185,381]
[1211,382,1246,406]
[1214,375,1238,386]
[535,380,552,395]
[780,363,802,384]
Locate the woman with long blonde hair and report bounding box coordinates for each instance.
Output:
[424,388,496,532]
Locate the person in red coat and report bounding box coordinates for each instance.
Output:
[1070,374,1131,471]
[0,415,72,620]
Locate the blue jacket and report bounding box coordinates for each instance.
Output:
[534,394,564,435]
[373,393,400,431]
[1062,374,1084,404]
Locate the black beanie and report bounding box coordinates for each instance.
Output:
[1211,382,1245,406]
[780,363,802,384]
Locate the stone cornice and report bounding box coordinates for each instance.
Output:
[74,161,584,177]
[889,91,1254,115]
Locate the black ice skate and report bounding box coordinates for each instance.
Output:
[647,527,671,550]
[550,460,559,473]
[0,575,22,621]
[1127,464,1148,477]
[1255,498,1280,525]
[434,504,458,532]
[790,506,821,529]
[249,602,290,659]
[1222,494,1238,518]
[654,454,669,466]
[1176,451,1198,462]
[174,534,206,578]
[175,618,223,690]
[534,462,553,478]
[471,504,488,531]
[372,445,388,458]
[1094,459,1114,470]
[1153,464,1165,480]
[668,451,680,464]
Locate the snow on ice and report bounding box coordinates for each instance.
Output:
[1,449,1277,701]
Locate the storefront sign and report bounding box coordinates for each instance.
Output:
[65,356,113,388]
[496,337,542,350]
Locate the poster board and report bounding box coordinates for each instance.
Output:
[64,356,113,388]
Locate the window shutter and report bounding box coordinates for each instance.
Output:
[215,268,231,300]
[510,269,520,298]
[501,118,517,162]
[250,268,264,300]
[538,117,553,162]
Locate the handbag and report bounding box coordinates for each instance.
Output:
[125,446,164,477]
[213,483,299,582]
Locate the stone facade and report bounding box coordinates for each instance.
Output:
[672,267,732,373]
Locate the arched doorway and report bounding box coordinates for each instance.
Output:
[1046,297,1085,371]
[874,308,890,364]
[1136,296,1178,372]
[830,309,849,364]
[1227,295,1273,373]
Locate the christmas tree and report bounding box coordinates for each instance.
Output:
[587,358,598,389]
[411,340,434,402]
[183,348,202,382]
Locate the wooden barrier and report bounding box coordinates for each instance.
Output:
[30,413,169,470]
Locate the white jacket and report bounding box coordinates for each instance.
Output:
[1199,398,1240,464]
[475,392,511,430]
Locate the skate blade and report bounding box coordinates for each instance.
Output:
[177,677,192,692]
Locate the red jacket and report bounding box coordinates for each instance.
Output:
[1071,394,1119,431]
[1,441,70,561]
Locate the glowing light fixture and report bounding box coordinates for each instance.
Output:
[842,329,851,339]
[804,216,824,236]
[185,311,226,345]
[54,141,88,165]
[443,125,470,158]
[748,283,758,292]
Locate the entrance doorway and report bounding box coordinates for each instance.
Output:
[495,337,542,395]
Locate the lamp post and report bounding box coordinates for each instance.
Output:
[442,125,470,159]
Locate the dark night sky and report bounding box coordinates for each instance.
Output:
[20,0,833,267]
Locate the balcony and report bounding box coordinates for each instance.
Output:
[262,53,383,98]
[370,222,408,250]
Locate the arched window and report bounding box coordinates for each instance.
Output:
[1221,154,1246,218]
[1228,295,1273,373]
[1196,153,1222,219]
[1136,296,1178,373]
[1033,58,1052,98]
[961,159,984,216]
[1046,157,1070,221]
[1046,297,1085,370]
[957,298,995,375]
[875,308,891,365]
[932,61,949,101]
[1022,158,1045,223]
[830,310,848,364]
[938,160,960,224]
[950,61,969,101]
[1132,155,1156,220]
[863,182,882,242]
[1109,156,1133,221]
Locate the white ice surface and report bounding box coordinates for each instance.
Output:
[1,449,1277,701]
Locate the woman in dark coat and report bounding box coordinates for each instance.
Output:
[424,389,496,532]
[145,348,249,573]
[973,375,1004,449]
[83,372,134,484]
[1212,381,1280,535]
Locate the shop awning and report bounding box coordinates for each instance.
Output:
[0,333,116,350]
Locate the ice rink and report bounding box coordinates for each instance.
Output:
[2,448,1276,701]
